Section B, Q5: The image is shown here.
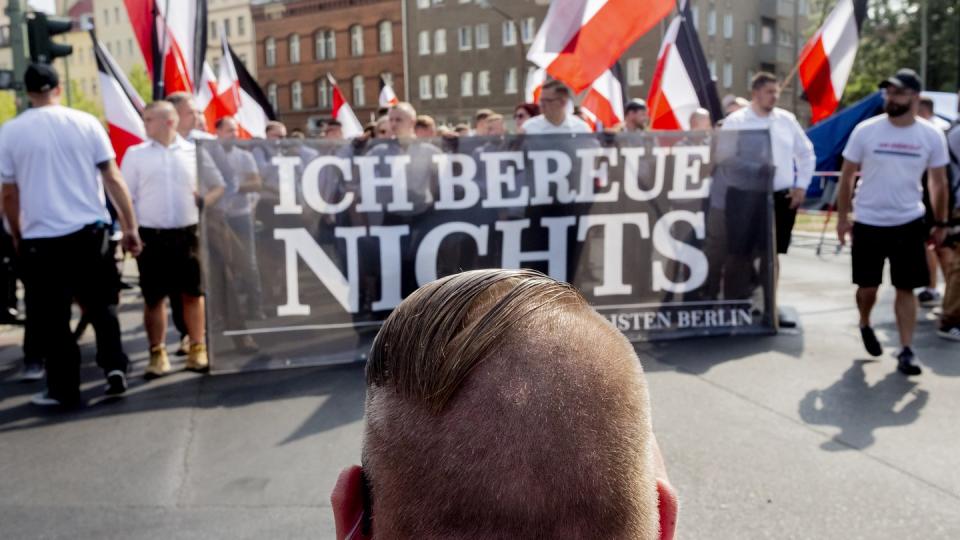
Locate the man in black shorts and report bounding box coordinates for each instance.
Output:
[837,69,950,375]
[122,102,224,377]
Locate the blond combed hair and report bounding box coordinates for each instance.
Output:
[364,269,659,539]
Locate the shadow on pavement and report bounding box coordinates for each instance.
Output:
[798,359,928,451]
[871,318,960,378]
[637,331,805,375]
[0,356,366,443]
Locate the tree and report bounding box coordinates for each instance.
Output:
[66,80,103,119]
[127,64,152,102]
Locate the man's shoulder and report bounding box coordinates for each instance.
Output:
[772,107,798,122]
[851,114,888,135]
[915,117,947,138]
[523,115,548,130]
[567,116,593,132]
[719,108,749,128]
[123,141,156,161]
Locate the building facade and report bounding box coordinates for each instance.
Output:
[91,0,147,75]
[207,0,258,77]
[252,0,405,132]
[405,0,813,126]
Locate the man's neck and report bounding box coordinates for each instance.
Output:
[887,113,916,128]
[750,103,773,118]
[177,127,192,139]
[544,114,566,127]
[153,133,178,147]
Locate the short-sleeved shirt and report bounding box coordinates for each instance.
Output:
[221,147,259,217]
[522,114,592,134]
[842,115,949,226]
[121,136,221,229]
[0,105,114,239]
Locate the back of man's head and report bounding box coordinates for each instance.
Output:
[335,269,675,539]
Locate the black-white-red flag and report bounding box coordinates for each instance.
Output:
[91,31,146,165]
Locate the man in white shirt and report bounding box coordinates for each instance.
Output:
[0,64,142,407]
[216,116,265,320]
[720,72,816,327]
[837,68,951,375]
[522,81,592,135]
[122,101,225,377]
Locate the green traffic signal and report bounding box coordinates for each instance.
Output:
[26,12,73,64]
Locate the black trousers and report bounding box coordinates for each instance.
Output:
[20,224,129,404]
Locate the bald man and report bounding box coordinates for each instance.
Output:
[122,102,223,377]
[332,269,678,539]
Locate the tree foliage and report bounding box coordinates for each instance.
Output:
[0,92,16,124]
[127,64,152,103]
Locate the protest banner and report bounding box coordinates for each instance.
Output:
[199,129,775,372]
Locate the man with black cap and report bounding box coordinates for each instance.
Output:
[624,98,650,132]
[837,68,951,375]
[0,64,142,406]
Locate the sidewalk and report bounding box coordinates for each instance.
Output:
[0,248,957,539]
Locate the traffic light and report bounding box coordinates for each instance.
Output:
[26,12,73,64]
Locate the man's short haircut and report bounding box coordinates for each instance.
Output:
[144,100,176,114]
[626,98,648,113]
[214,116,234,130]
[265,120,286,135]
[326,119,342,128]
[392,101,417,120]
[474,108,495,124]
[919,97,935,111]
[165,91,193,107]
[690,107,711,122]
[415,115,436,129]
[751,71,779,91]
[364,269,659,538]
[542,79,571,99]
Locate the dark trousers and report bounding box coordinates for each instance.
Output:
[20,224,129,403]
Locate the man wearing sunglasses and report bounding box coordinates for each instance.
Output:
[837,68,951,375]
[522,80,592,135]
[331,269,679,539]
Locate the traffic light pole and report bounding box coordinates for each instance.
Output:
[5,0,28,113]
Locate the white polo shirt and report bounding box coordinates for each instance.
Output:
[122,136,218,229]
[720,106,816,192]
[0,105,113,239]
[842,115,949,226]
[522,114,592,135]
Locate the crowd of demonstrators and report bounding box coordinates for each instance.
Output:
[331,269,678,539]
[837,69,952,375]
[0,64,141,407]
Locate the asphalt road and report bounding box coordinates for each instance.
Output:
[1,243,958,539]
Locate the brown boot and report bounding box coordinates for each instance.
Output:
[145,346,170,379]
[185,342,209,372]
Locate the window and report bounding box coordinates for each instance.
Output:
[315,30,335,60]
[238,16,246,37]
[417,0,429,8]
[458,26,472,50]
[289,34,301,64]
[723,14,733,39]
[114,7,119,22]
[268,83,278,112]
[435,74,448,98]
[352,75,365,106]
[502,21,517,46]
[210,21,217,39]
[350,25,364,56]
[627,57,643,86]
[419,30,431,55]
[224,18,231,37]
[461,72,473,96]
[434,29,447,54]
[103,9,109,24]
[707,8,716,36]
[379,21,393,52]
[505,67,517,94]
[709,60,716,79]
[747,22,757,46]
[477,70,490,95]
[475,24,489,49]
[761,19,775,44]
[779,28,793,47]
[723,63,733,88]
[265,37,276,66]
[292,81,303,110]
[317,78,331,109]
[419,75,432,99]
[521,17,536,44]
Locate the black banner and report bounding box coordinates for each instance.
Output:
[198,130,775,372]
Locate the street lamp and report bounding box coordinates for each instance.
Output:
[477,0,527,100]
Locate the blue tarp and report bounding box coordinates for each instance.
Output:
[804,91,884,198]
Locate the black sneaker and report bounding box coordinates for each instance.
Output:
[896,347,922,376]
[860,326,883,357]
[917,289,941,308]
[938,325,960,342]
[104,370,128,396]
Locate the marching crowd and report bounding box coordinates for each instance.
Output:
[0,60,958,408]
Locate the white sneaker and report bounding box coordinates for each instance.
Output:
[19,364,45,382]
[30,391,62,407]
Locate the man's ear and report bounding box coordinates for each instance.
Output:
[658,479,679,540]
[331,465,370,540]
